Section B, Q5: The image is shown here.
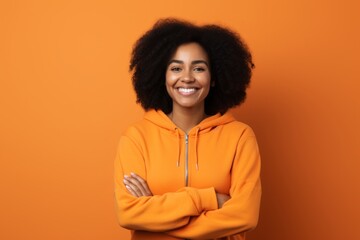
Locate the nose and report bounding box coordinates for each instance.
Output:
[181,69,195,83]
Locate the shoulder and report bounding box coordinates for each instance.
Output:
[118,119,153,154]
[219,112,256,139]
[227,121,256,137]
[122,118,150,140]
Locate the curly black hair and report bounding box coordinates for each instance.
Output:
[130,18,254,115]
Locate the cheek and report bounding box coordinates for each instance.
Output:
[201,74,211,88]
[165,84,171,95]
[202,75,211,96]
[165,76,173,96]
[165,72,175,85]
[165,76,180,96]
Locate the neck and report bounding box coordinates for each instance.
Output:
[168,106,207,134]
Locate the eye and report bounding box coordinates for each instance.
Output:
[193,66,206,72]
[170,66,182,72]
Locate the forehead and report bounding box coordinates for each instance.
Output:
[170,42,209,62]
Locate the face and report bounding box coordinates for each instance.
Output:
[166,42,211,113]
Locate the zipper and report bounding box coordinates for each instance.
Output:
[185,134,189,186]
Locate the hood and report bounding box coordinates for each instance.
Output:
[144,109,235,134]
[143,109,236,170]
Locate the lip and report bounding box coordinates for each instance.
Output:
[176,87,199,96]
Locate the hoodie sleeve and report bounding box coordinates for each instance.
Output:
[165,130,262,239]
[114,134,218,232]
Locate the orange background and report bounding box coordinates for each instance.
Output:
[1,0,359,239]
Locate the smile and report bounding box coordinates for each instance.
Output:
[177,87,198,95]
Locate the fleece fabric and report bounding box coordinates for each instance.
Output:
[114,109,261,240]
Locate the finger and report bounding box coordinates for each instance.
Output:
[130,173,153,196]
[126,176,148,196]
[123,178,141,197]
[124,183,138,197]
[125,174,150,196]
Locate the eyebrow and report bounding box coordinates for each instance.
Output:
[168,60,209,66]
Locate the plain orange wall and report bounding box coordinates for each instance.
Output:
[1,0,359,239]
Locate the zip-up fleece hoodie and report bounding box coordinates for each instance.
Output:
[114,109,261,240]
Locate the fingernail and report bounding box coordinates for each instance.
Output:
[124,175,129,178]
[130,172,135,176]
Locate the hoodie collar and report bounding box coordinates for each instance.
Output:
[144,109,235,135]
[144,109,235,171]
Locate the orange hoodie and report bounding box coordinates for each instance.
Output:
[114,109,261,240]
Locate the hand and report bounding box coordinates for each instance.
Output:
[216,192,230,208]
[123,172,153,197]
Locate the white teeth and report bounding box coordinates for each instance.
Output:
[178,88,196,93]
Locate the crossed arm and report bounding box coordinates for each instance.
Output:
[123,172,231,208]
[115,132,261,238]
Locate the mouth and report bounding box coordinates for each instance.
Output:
[177,87,198,95]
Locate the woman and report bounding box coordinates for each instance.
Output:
[114,18,261,240]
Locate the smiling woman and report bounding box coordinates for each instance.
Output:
[165,42,212,132]
[114,18,261,240]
